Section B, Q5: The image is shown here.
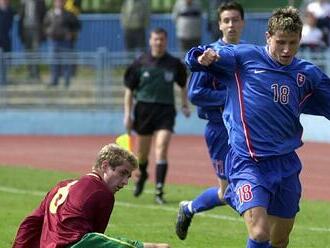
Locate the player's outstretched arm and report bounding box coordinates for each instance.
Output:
[185,46,208,71]
[197,48,220,66]
[185,47,221,74]
[186,45,237,82]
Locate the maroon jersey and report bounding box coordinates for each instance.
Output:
[13,173,114,248]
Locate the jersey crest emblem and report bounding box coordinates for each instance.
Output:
[296,73,306,87]
[164,71,174,82]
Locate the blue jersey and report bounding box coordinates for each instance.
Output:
[188,39,245,123]
[186,44,330,159]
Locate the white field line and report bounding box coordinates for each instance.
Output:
[1,186,330,233]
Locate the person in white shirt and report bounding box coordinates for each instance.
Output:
[300,10,326,49]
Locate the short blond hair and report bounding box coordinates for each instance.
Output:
[93,144,138,170]
[268,6,303,36]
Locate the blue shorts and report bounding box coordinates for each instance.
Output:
[224,148,302,218]
[204,121,229,179]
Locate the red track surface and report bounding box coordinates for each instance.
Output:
[0,135,329,201]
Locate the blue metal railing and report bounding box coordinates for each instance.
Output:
[11,13,270,53]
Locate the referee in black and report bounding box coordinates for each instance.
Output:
[123,27,190,204]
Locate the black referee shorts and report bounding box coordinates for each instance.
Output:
[133,102,176,135]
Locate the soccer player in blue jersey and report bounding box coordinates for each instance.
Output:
[186,6,330,248]
[175,1,245,240]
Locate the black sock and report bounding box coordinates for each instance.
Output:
[156,162,168,193]
[139,160,148,175]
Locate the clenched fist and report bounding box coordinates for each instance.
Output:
[197,48,220,66]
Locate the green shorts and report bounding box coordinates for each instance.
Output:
[70,232,144,248]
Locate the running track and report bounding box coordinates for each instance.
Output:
[0,135,329,201]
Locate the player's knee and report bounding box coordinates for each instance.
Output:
[217,188,225,202]
[217,180,228,202]
[271,237,289,248]
[249,226,270,242]
[244,207,270,242]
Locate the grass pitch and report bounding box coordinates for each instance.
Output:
[1,165,329,248]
